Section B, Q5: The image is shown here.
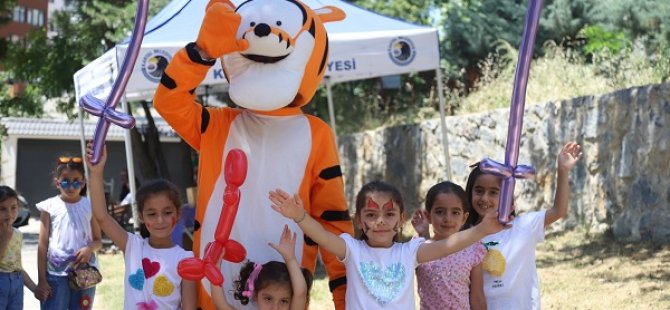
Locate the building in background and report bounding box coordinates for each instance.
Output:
[0,117,194,215]
[1,0,49,95]
[0,0,48,41]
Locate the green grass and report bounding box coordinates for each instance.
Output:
[94,253,125,309]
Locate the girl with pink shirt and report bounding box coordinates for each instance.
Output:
[412,181,487,310]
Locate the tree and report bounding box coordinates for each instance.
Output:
[0,0,17,59]
[439,0,530,87]
[540,0,595,45]
[437,0,670,88]
[1,0,168,117]
[1,0,186,184]
[588,0,670,48]
[304,0,439,134]
[0,74,42,116]
[349,0,435,26]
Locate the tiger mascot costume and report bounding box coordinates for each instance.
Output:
[153,0,353,308]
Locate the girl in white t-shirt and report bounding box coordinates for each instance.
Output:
[466,142,581,310]
[37,155,102,309]
[85,144,196,309]
[269,181,505,310]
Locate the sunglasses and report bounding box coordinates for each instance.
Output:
[59,179,83,189]
[58,156,83,164]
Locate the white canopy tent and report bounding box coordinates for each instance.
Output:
[73,0,454,204]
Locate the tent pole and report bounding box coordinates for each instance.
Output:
[435,68,452,180]
[77,106,89,179]
[325,78,338,145]
[121,97,141,233]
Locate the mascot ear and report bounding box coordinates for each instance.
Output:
[206,0,236,11]
[314,6,346,23]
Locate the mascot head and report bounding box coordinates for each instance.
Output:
[220,0,345,111]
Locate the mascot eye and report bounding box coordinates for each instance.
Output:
[276,21,282,26]
[250,22,256,27]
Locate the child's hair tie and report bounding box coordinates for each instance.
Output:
[242,263,263,297]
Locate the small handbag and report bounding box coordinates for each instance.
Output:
[68,263,103,290]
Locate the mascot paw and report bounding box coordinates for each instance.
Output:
[196,1,249,59]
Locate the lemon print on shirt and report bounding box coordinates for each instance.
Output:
[482,242,506,277]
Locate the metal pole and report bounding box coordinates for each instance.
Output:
[325,79,339,145]
[77,106,89,179]
[435,68,452,180]
[121,97,141,232]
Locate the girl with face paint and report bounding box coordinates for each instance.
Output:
[269,181,506,309]
[85,143,197,309]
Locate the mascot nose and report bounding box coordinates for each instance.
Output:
[254,23,271,37]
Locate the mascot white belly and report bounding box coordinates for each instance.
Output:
[200,112,310,306]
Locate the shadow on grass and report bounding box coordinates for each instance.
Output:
[537,229,670,283]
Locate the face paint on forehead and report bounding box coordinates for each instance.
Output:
[366,197,394,211]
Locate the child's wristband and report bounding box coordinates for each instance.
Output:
[294,211,307,224]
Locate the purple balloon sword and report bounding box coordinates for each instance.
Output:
[479,0,544,224]
[79,0,150,164]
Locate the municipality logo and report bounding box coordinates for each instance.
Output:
[388,37,416,66]
[141,49,171,83]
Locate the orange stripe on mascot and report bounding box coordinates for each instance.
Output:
[154,0,352,309]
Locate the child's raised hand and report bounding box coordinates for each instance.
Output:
[557,142,581,172]
[268,224,297,262]
[269,189,305,222]
[411,209,430,238]
[85,142,107,174]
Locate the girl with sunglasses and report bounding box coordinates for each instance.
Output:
[36,156,102,309]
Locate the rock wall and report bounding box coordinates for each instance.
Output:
[338,83,670,242]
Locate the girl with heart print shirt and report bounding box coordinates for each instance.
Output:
[270,181,505,310]
[411,181,487,310]
[465,142,581,310]
[85,144,197,309]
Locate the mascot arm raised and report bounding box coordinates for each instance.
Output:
[304,118,354,310]
[154,46,210,151]
[195,0,248,60]
[154,0,246,150]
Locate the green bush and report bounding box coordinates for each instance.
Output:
[456,40,668,114]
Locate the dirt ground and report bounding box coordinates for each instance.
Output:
[537,229,669,309]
